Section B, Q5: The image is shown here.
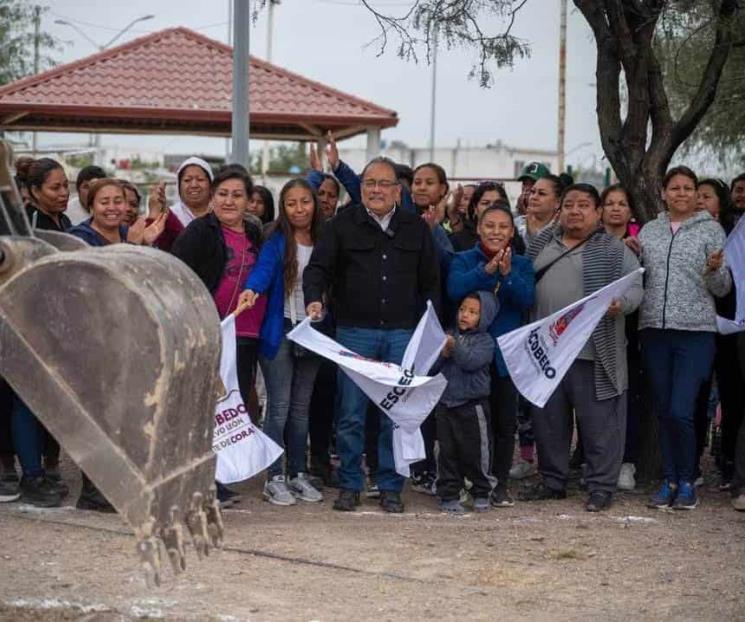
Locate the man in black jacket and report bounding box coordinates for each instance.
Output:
[304,157,440,513]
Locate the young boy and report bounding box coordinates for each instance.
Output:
[436,291,498,513]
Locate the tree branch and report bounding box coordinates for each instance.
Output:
[668,0,738,157]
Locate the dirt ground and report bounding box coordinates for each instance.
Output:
[1,459,744,622]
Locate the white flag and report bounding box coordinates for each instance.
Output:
[498,268,643,408]
[287,301,447,477]
[717,216,745,332]
[213,316,283,484]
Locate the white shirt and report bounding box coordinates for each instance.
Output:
[365,206,396,231]
[284,243,314,321]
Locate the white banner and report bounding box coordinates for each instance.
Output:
[287,301,447,477]
[717,216,745,333]
[213,316,283,484]
[498,268,643,408]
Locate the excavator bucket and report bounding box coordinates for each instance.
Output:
[0,141,224,585]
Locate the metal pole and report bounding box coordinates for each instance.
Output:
[226,0,233,161]
[557,0,567,173]
[261,0,278,181]
[428,32,438,162]
[32,5,40,157]
[231,0,251,167]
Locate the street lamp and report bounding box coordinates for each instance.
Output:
[54,14,155,165]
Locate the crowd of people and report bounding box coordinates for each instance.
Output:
[1,138,744,518]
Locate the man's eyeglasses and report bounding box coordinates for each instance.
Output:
[362,179,399,190]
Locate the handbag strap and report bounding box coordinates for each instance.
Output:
[534,230,597,284]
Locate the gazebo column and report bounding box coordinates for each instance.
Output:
[365,127,381,162]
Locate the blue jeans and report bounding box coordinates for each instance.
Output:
[260,329,321,479]
[12,396,44,478]
[641,329,715,483]
[335,326,413,493]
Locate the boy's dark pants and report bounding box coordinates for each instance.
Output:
[436,399,494,501]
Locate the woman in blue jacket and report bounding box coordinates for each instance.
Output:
[239,179,325,507]
[447,203,535,507]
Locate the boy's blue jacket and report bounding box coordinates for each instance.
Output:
[440,290,498,408]
[243,230,287,359]
[447,245,535,377]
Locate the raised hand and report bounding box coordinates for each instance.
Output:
[147,181,167,220]
[498,247,512,276]
[126,217,146,245]
[325,131,339,170]
[309,143,322,172]
[143,211,168,245]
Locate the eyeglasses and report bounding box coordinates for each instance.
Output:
[362,179,399,190]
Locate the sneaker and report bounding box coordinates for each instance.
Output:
[410,471,436,496]
[19,476,62,508]
[458,488,471,505]
[732,492,745,511]
[333,489,360,512]
[289,473,323,502]
[472,497,490,512]
[617,462,636,491]
[379,490,404,513]
[648,480,677,509]
[518,482,566,501]
[216,482,241,508]
[45,474,69,499]
[0,462,19,484]
[44,462,61,483]
[306,473,325,491]
[0,479,19,502]
[490,487,515,508]
[586,490,613,512]
[76,489,116,513]
[366,480,380,499]
[439,498,466,514]
[509,461,537,480]
[263,475,296,506]
[672,481,698,510]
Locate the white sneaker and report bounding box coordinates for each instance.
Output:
[617,462,636,491]
[509,461,537,480]
[263,475,296,506]
[288,473,323,503]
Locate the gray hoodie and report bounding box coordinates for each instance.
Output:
[638,210,731,332]
[440,290,498,408]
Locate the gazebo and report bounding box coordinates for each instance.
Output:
[0,27,398,159]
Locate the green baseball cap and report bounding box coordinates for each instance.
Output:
[518,161,551,182]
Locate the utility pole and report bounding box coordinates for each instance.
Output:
[231,0,251,167]
[557,0,567,173]
[261,0,279,182]
[32,5,40,157]
[429,32,438,162]
[226,0,233,161]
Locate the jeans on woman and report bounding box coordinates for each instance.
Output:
[11,396,44,478]
[641,328,716,484]
[260,326,321,479]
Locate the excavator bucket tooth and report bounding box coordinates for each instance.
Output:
[0,238,224,582]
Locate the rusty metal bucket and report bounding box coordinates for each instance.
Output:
[0,141,224,585]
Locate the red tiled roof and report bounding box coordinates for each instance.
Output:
[0,27,398,139]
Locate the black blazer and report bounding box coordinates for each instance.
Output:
[303,204,440,330]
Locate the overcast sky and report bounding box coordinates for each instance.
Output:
[37,0,602,169]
